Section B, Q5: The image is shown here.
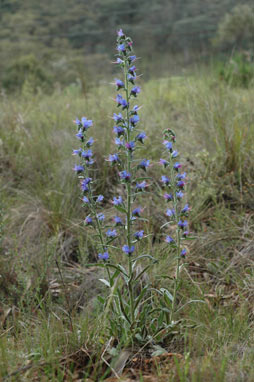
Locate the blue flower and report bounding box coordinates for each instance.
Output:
[130,114,140,126]
[135,132,146,143]
[172,150,178,158]
[136,181,147,191]
[176,191,184,199]
[113,126,125,137]
[116,58,124,65]
[72,149,81,156]
[106,229,117,238]
[81,177,92,192]
[113,113,124,123]
[131,105,141,114]
[122,245,135,255]
[130,86,141,97]
[119,170,131,182]
[73,164,84,173]
[181,204,190,214]
[182,231,189,238]
[97,213,105,221]
[177,180,185,189]
[117,43,126,53]
[132,207,142,217]
[165,236,175,244]
[115,137,124,146]
[128,65,136,76]
[108,153,120,164]
[97,195,104,203]
[138,159,150,171]
[166,209,175,217]
[178,220,188,229]
[174,162,182,171]
[98,252,109,260]
[115,78,125,90]
[86,137,94,147]
[82,196,90,203]
[85,216,93,225]
[161,175,170,185]
[114,216,123,226]
[163,140,173,151]
[117,29,124,38]
[75,118,81,126]
[116,94,128,109]
[176,172,186,180]
[76,130,84,141]
[128,55,136,63]
[81,149,93,160]
[164,193,173,201]
[134,230,144,240]
[81,117,93,130]
[125,141,135,151]
[181,249,187,257]
[160,158,169,168]
[112,196,123,206]
[128,74,137,84]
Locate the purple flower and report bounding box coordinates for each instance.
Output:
[117,43,126,53]
[98,252,109,260]
[166,209,175,217]
[73,164,84,173]
[128,65,136,76]
[178,220,188,229]
[165,236,175,244]
[161,175,170,185]
[81,177,92,192]
[181,249,187,257]
[75,118,81,126]
[135,132,146,143]
[119,170,131,182]
[113,113,124,123]
[131,105,141,114]
[182,231,189,238]
[176,172,186,180]
[177,180,185,189]
[164,193,173,201]
[136,181,147,191]
[113,126,125,137]
[97,213,105,221]
[128,74,137,84]
[172,150,178,158]
[128,55,136,63]
[86,137,94,147]
[163,141,173,151]
[132,207,142,217]
[115,78,125,90]
[76,130,84,141]
[72,149,81,156]
[130,114,140,126]
[125,141,135,151]
[116,58,124,65]
[115,137,124,146]
[112,196,123,206]
[138,159,150,171]
[134,230,144,240]
[82,196,90,204]
[181,204,190,214]
[106,229,117,238]
[174,162,182,171]
[114,216,123,226]
[122,245,135,255]
[160,158,169,168]
[85,216,93,225]
[97,195,104,203]
[117,29,124,38]
[116,94,128,109]
[176,191,184,199]
[81,149,93,160]
[108,153,120,164]
[81,117,93,130]
[130,86,141,97]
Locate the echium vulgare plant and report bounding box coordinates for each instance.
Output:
[72,29,193,347]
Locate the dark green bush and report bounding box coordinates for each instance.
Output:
[217,53,254,88]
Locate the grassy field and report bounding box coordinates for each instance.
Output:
[1,71,254,381]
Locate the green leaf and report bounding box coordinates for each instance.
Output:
[99,278,110,287]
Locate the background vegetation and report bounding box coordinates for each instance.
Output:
[1,1,254,381]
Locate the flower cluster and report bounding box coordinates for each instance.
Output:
[160,129,190,258]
